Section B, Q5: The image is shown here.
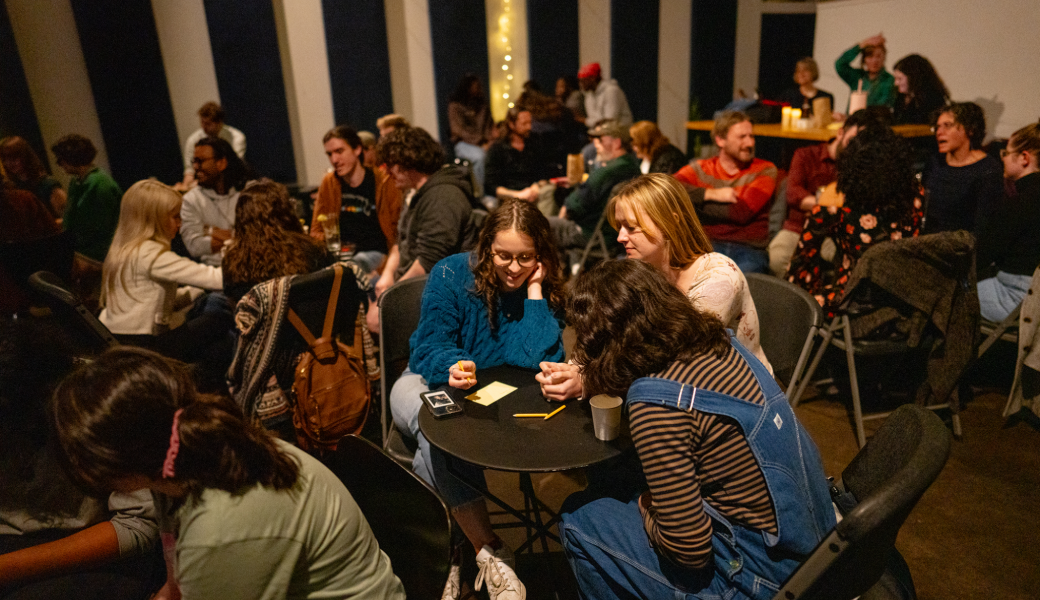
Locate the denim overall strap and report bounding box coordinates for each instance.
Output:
[627,337,835,558]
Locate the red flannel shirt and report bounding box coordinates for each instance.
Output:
[785,142,837,234]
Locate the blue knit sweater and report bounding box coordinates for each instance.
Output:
[409,253,565,387]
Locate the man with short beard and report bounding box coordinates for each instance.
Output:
[674,111,777,274]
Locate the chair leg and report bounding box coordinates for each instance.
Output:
[787,326,818,403]
[951,411,962,438]
[792,318,840,406]
[842,315,867,448]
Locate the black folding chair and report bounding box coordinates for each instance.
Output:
[772,404,951,600]
[324,435,453,600]
[378,276,427,463]
[745,273,822,400]
[28,270,118,353]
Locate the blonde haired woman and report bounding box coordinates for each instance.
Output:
[99,179,232,374]
[538,173,771,401]
[610,173,771,369]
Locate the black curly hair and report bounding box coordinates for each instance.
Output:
[836,126,918,222]
[937,102,987,150]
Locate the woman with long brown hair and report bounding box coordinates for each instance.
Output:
[628,121,686,175]
[558,259,834,599]
[50,347,404,598]
[390,198,565,599]
[221,179,332,302]
[0,135,67,217]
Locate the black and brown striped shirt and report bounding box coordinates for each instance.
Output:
[631,345,777,570]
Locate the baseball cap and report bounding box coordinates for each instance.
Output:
[577,62,602,80]
[588,120,630,143]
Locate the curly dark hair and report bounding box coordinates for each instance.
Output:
[471,199,564,329]
[836,126,918,222]
[569,260,730,397]
[52,347,300,499]
[893,55,949,107]
[937,102,987,150]
[50,134,97,167]
[376,126,444,175]
[195,137,252,190]
[222,179,327,291]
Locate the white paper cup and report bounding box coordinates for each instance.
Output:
[590,395,623,441]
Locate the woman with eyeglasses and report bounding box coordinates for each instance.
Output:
[976,121,1040,322]
[390,198,565,599]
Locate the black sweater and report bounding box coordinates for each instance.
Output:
[977,172,1040,278]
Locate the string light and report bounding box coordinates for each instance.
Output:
[488,0,524,120]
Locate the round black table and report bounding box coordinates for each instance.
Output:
[418,365,629,553]
[418,365,627,472]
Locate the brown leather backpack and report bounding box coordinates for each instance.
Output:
[287,264,370,451]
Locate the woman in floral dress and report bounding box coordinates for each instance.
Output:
[788,127,923,316]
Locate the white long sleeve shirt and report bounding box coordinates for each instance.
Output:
[99,240,222,335]
[180,185,241,266]
[583,78,633,127]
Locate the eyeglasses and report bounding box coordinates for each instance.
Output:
[491,252,538,268]
[1000,148,1021,159]
[930,122,958,133]
[191,155,214,167]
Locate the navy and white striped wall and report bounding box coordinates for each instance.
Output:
[1,0,764,189]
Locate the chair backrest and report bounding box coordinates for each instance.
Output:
[0,230,76,290]
[282,264,363,356]
[323,435,452,599]
[28,271,118,353]
[745,273,822,392]
[772,404,951,600]
[378,275,428,440]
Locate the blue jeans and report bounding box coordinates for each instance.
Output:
[453,141,486,197]
[350,250,385,274]
[390,369,486,507]
[978,271,1031,322]
[711,240,769,274]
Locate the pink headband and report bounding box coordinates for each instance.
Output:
[161,409,184,479]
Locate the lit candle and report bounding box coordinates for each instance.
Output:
[781,106,793,131]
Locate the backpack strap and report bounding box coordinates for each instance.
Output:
[287,264,344,361]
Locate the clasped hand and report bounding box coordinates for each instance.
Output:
[535,362,583,402]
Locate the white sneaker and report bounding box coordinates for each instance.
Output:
[441,562,461,600]
[475,544,526,600]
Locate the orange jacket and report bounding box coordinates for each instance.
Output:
[310,166,402,249]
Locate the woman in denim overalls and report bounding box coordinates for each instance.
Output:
[560,260,835,599]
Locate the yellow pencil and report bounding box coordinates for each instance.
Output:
[544,404,566,420]
[455,360,473,383]
[514,413,549,418]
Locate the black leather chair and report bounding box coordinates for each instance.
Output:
[745,273,822,401]
[28,270,117,353]
[772,404,951,600]
[324,435,452,599]
[0,230,75,289]
[377,276,427,463]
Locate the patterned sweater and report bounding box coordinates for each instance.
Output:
[409,253,565,387]
[674,157,778,247]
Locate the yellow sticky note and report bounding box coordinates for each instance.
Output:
[465,381,517,406]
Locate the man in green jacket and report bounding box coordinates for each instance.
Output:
[835,33,896,109]
[561,121,641,255]
[51,134,122,263]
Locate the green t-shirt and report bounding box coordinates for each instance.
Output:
[835,44,896,109]
[171,441,405,600]
[63,167,122,262]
